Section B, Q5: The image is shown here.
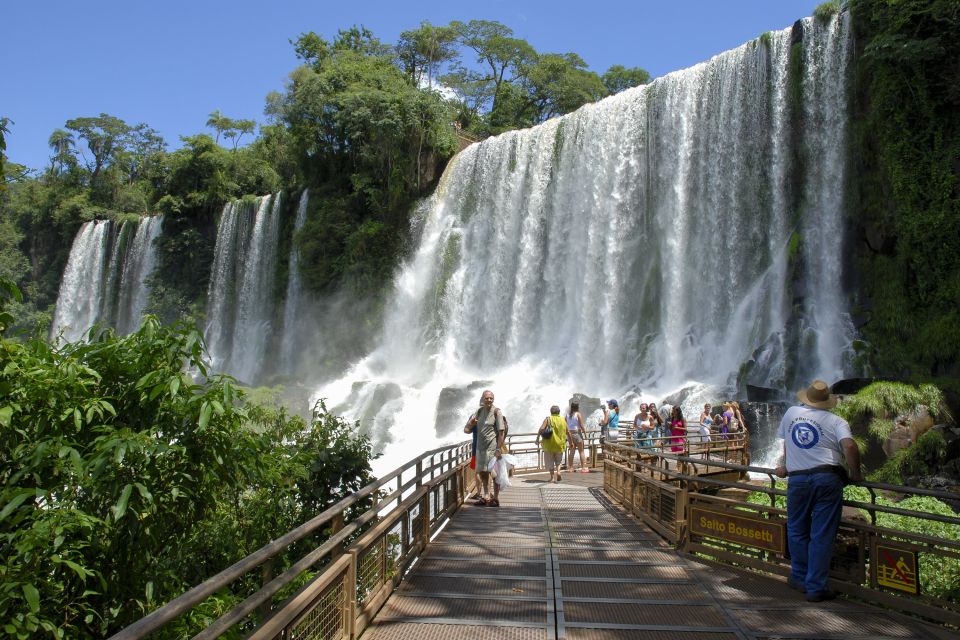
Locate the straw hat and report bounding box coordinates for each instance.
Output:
[796,380,838,409]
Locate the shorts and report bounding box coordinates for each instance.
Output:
[546,451,564,470]
[569,432,583,446]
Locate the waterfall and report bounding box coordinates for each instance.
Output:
[51,216,162,342]
[116,216,163,334]
[314,14,859,471]
[51,221,111,342]
[279,190,309,373]
[205,194,282,383]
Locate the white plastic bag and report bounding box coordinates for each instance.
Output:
[488,454,517,488]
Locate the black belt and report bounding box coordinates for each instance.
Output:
[788,464,843,477]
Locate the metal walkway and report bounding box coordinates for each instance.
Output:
[361,471,956,640]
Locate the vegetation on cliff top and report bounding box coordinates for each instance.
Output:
[0,20,649,334]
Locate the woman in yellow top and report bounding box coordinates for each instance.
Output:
[538,405,569,483]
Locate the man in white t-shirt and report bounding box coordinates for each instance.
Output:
[775,380,862,602]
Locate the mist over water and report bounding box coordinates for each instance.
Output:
[313,15,859,474]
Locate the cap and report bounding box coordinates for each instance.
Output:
[607,399,618,408]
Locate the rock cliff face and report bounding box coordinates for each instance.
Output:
[883,406,936,457]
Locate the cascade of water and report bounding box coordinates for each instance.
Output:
[205,194,282,382]
[99,220,134,330]
[279,190,310,373]
[116,216,163,334]
[51,220,112,342]
[206,200,247,370]
[313,15,859,472]
[51,216,165,342]
[797,12,857,383]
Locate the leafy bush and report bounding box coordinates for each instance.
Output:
[0,292,374,638]
[747,481,959,600]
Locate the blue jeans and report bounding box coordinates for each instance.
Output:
[786,471,844,595]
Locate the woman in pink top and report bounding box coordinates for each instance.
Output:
[669,405,686,453]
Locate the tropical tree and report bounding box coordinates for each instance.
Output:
[64,114,131,181]
[396,21,459,88]
[445,20,537,125]
[47,128,76,175]
[601,64,650,94]
[0,117,10,193]
[519,52,608,123]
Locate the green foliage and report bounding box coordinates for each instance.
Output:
[748,480,960,601]
[601,64,650,94]
[870,429,950,483]
[843,485,960,601]
[834,381,949,425]
[0,317,374,637]
[814,0,842,23]
[850,0,960,377]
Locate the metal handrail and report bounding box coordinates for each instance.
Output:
[109,442,470,640]
[601,444,960,626]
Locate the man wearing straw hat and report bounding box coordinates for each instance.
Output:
[775,380,863,603]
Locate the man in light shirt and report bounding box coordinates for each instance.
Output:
[776,380,862,603]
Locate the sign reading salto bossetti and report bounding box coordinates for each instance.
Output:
[690,506,785,553]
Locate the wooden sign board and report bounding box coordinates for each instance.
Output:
[690,506,784,553]
[874,543,920,595]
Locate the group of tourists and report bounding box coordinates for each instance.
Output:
[464,379,864,605]
[599,398,748,452]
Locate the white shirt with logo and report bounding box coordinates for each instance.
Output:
[777,405,853,472]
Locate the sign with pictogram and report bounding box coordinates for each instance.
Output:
[690,506,784,553]
[875,543,919,594]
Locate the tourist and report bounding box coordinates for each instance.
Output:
[649,402,665,447]
[600,399,620,443]
[566,401,589,472]
[699,403,713,441]
[720,402,735,439]
[732,401,748,435]
[775,380,862,602]
[696,404,713,457]
[669,405,686,453]
[633,402,653,449]
[463,389,506,507]
[539,405,569,482]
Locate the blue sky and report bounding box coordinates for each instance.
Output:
[3,0,817,171]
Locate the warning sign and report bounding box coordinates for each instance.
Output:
[690,506,784,553]
[875,544,919,594]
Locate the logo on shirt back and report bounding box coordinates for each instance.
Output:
[791,422,820,449]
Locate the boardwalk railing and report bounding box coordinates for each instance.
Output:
[110,443,473,640]
[603,442,960,627]
[113,430,959,637]
[111,430,585,640]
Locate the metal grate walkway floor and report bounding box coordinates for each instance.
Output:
[361,471,956,640]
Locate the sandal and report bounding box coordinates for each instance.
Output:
[488,498,500,507]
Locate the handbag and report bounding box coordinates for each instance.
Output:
[469,454,476,470]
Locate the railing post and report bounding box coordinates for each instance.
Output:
[347,548,358,640]
[420,490,431,548]
[330,513,345,560]
[257,558,274,619]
